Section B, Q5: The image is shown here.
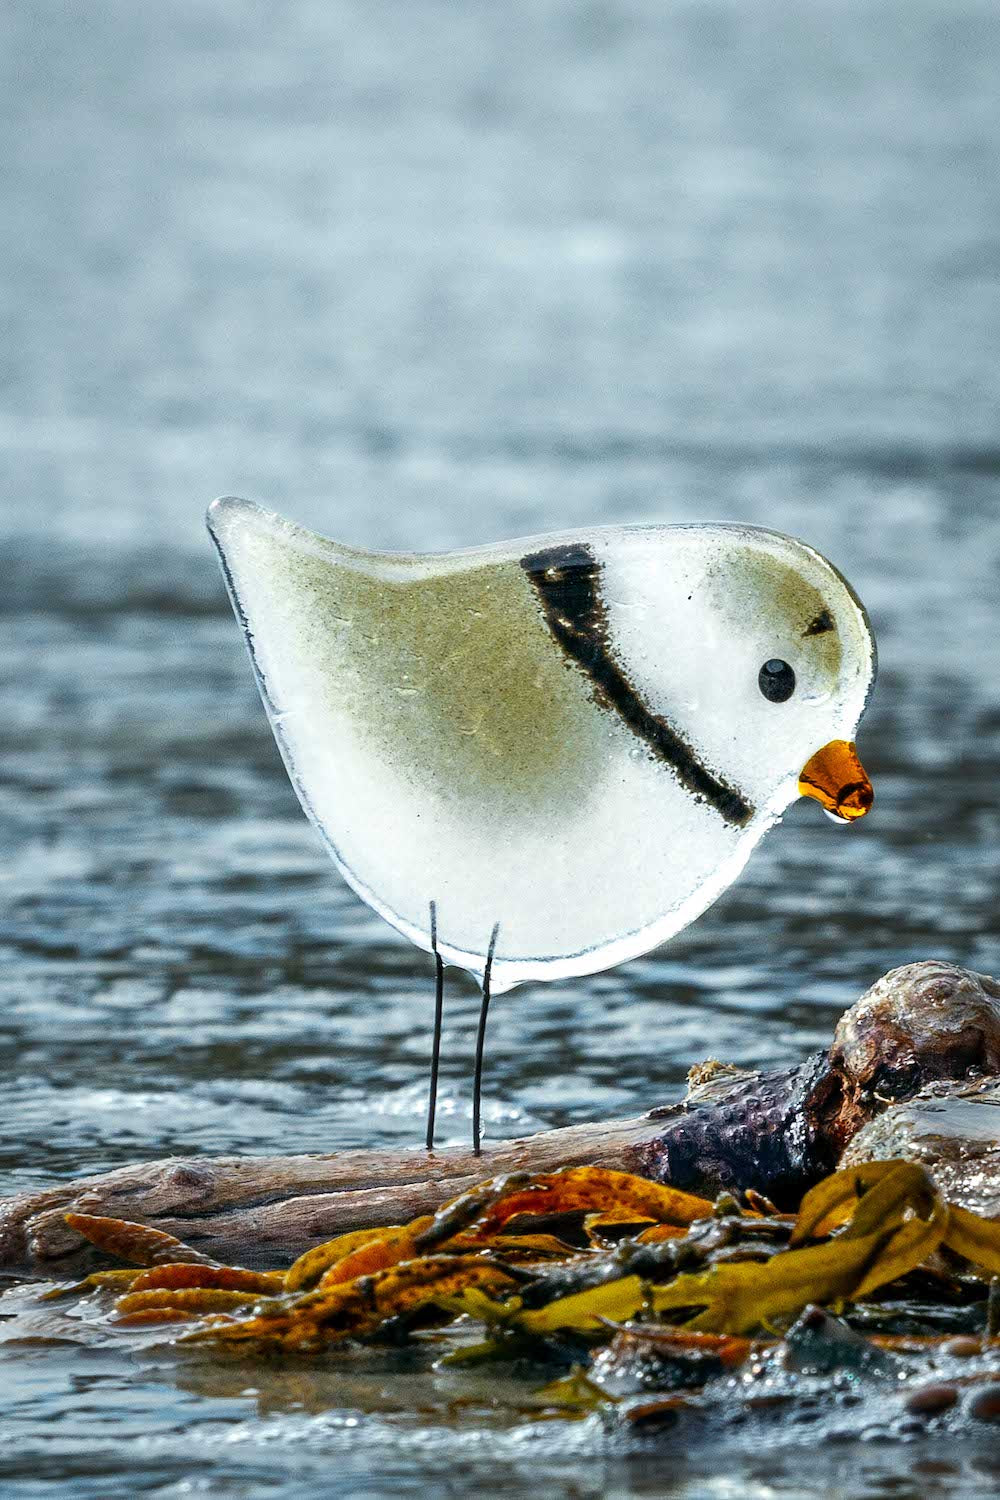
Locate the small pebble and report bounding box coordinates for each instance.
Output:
[904,1383,959,1416]
[968,1384,1000,1424]
[624,1396,689,1430]
[745,1392,795,1412]
[941,1336,983,1359]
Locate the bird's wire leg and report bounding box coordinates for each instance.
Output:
[471,921,500,1157]
[425,900,445,1152]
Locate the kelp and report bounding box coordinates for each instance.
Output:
[283,1226,406,1293]
[187,1257,520,1352]
[63,1212,217,1267]
[51,1161,1000,1356]
[458,1168,714,1238]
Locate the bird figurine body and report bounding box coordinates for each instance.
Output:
[208,498,876,1150]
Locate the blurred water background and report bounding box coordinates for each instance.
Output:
[1,1,999,1494]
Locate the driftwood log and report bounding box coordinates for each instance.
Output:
[2,960,998,1275]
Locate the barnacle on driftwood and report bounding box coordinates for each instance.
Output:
[51,1160,1000,1361]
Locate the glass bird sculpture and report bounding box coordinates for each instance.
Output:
[208,499,876,1151]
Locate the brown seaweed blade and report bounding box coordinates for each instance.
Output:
[64,1212,217,1267]
[315,1219,435,1288]
[187,1256,520,1351]
[115,1309,201,1328]
[115,1288,270,1323]
[465,1167,714,1238]
[284,1227,406,1293]
[41,1268,145,1301]
[128,1265,285,1296]
[45,1263,283,1303]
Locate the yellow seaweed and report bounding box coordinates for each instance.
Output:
[316,1218,435,1288]
[188,1255,519,1350]
[469,1168,713,1237]
[41,1269,143,1301]
[284,1227,403,1292]
[516,1274,645,1334]
[51,1160,1000,1357]
[534,1367,618,1410]
[942,1204,1000,1275]
[115,1288,268,1319]
[128,1265,285,1296]
[790,1161,925,1244]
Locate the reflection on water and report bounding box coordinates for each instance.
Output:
[1,0,999,1494]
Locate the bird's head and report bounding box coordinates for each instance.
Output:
[601,523,877,830]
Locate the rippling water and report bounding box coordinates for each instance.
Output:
[2,1,999,1494]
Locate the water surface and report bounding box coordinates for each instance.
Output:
[2,2,999,1494]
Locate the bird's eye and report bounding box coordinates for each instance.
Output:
[758,658,796,703]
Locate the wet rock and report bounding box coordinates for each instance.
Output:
[621,1394,693,1429]
[840,1080,1000,1220]
[592,1326,748,1396]
[743,1392,796,1412]
[633,962,1000,1208]
[830,961,1000,1150]
[781,1306,901,1377]
[632,1056,834,1207]
[904,1382,960,1415]
[967,1384,1000,1423]
[942,1336,986,1358]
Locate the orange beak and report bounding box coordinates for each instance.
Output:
[798,740,873,821]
